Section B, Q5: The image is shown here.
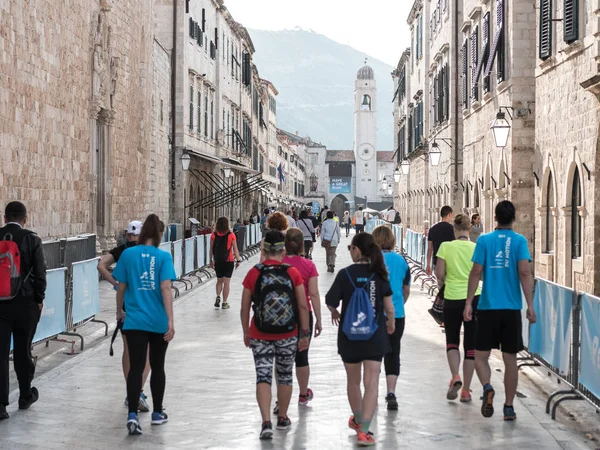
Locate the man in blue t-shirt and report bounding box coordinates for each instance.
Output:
[464,201,536,422]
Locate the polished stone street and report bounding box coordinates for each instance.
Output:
[0,234,592,449]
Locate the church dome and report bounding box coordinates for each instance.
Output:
[357,64,374,80]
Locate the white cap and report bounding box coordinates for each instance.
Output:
[127,221,143,235]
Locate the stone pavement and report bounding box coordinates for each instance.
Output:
[0,233,593,449]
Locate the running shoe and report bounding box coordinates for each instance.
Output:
[151,411,169,425]
[460,390,472,403]
[0,405,8,420]
[348,415,361,433]
[276,416,292,431]
[221,302,230,310]
[138,392,150,412]
[260,421,273,440]
[272,401,279,415]
[386,392,399,410]
[503,404,517,421]
[447,375,463,400]
[214,296,221,308]
[127,412,142,435]
[357,431,376,447]
[298,388,314,406]
[481,383,495,418]
[18,387,39,410]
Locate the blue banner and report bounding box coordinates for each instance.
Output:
[330,177,352,194]
[580,293,600,399]
[196,236,205,267]
[184,238,195,274]
[33,268,67,343]
[312,203,320,215]
[71,258,100,325]
[528,279,573,375]
[173,240,183,279]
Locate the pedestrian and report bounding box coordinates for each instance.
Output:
[210,217,241,309]
[285,210,297,228]
[333,211,339,223]
[371,225,410,411]
[259,212,289,263]
[325,232,395,447]
[434,214,481,403]
[470,213,482,242]
[393,211,402,225]
[321,211,341,273]
[464,201,536,421]
[342,211,352,237]
[308,209,320,237]
[260,208,270,238]
[233,218,243,232]
[0,202,47,421]
[353,206,365,234]
[98,220,151,412]
[240,230,310,440]
[296,210,316,259]
[385,206,396,223]
[112,214,176,435]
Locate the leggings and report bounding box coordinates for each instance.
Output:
[345,223,351,235]
[295,313,314,368]
[384,318,406,376]
[250,336,298,385]
[443,297,478,360]
[124,329,169,414]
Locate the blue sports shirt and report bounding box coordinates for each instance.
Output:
[382,251,411,318]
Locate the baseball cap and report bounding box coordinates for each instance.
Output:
[127,220,143,235]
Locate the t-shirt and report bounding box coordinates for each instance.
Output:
[109,242,137,263]
[382,251,410,318]
[283,255,319,312]
[354,211,365,225]
[472,229,531,310]
[260,215,269,233]
[309,216,319,228]
[436,239,482,300]
[242,260,305,340]
[325,264,392,361]
[210,231,236,262]
[297,218,315,241]
[428,221,455,265]
[112,245,177,333]
[385,210,396,222]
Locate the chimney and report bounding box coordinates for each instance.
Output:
[296,131,299,136]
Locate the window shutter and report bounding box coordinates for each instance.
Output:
[443,64,449,121]
[419,15,423,59]
[496,0,505,82]
[214,27,218,50]
[564,0,579,43]
[461,41,468,108]
[482,12,491,93]
[408,111,413,154]
[433,74,438,125]
[189,17,194,38]
[189,85,194,131]
[438,70,444,123]
[471,26,479,101]
[202,8,206,32]
[539,0,553,59]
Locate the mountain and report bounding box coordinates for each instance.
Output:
[248,28,395,150]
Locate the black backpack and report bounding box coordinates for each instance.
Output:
[253,264,297,333]
[213,232,231,262]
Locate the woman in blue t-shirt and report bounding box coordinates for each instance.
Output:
[113,214,176,436]
[372,225,411,411]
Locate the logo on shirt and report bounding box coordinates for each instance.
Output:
[353,312,366,327]
[495,251,503,259]
[139,255,156,291]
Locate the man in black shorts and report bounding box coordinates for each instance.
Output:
[464,201,537,421]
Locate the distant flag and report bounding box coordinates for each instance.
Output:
[277,162,285,184]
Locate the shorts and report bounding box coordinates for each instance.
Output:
[214,261,234,278]
[475,309,524,354]
[304,240,313,253]
[443,297,478,360]
[250,336,298,385]
[342,354,384,365]
[355,224,365,234]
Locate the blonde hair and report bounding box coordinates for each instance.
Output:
[453,213,471,232]
[371,225,395,251]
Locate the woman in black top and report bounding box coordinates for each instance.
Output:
[325,233,394,447]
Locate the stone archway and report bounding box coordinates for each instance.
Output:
[330,194,348,219]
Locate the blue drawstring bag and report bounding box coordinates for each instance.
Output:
[342,269,377,341]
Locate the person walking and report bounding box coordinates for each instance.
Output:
[371,225,410,411]
[113,214,176,435]
[210,217,241,310]
[297,210,316,260]
[321,211,341,273]
[464,201,536,421]
[241,230,310,440]
[353,207,365,234]
[98,220,151,412]
[260,208,270,238]
[285,210,297,229]
[435,214,481,403]
[0,202,47,421]
[342,211,352,237]
[326,232,395,447]
[470,214,482,242]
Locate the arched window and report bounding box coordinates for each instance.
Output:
[474,185,480,208]
[544,172,555,253]
[571,167,582,259]
[309,174,318,192]
[361,94,372,111]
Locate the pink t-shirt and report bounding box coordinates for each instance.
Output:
[283,255,319,312]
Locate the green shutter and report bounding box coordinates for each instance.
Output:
[539,0,553,59]
[564,0,579,43]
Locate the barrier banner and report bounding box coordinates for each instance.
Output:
[159,242,172,256]
[196,235,206,267]
[528,279,572,374]
[248,224,254,246]
[366,219,376,233]
[33,268,67,343]
[173,240,183,279]
[580,293,600,399]
[184,238,195,274]
[71,258,101,325]
[521,291,530,349]
[255,223,260,244]
[204,234,211,265]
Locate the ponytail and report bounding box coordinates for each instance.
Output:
[351,233,389,281]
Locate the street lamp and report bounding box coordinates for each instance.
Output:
[393,167,401,183]
[491,111,511,148]
[428,142,442,167]
[400,159,410,175]
[381,176,387,189]
[387,187,393,196]
[180,152,191,171]
[222,166,232,178]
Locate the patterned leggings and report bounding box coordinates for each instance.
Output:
[250,336,298,385]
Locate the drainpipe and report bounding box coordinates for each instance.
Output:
[170,0,178,192]
[453,0,460,202]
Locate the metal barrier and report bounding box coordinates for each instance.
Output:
[33,268,67,345]
[158,241,180,298]
[42,240,62,270]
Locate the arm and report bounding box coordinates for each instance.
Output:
[308,276,322,337]
[241,287,253,347]
[31,236,47,306]
[434,258,446,285]
[295,284,310,351]
[425,240,433,275]
[464,263,483,321]
[518,259,536,324]
[160,279,175,341]
[384,295,395,334]
[402,286,411,303]
[209,237,215,268]
[98,254,117,287]
[233,241,241,265]
[116,282,126,321]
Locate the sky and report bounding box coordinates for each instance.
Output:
[224,0,412,66]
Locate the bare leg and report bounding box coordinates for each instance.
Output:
[344,363,363,415]
[362,361,382,432]
[447,349,460,377]
[276,385,293,418]
[502,353,518,405]
[216,279,223,297]
[463,360,475,392]
[386,375,398,394]
[296,365,310,396]
[475,350,492,386]
[256,383,272,422]
[222,278,231,303]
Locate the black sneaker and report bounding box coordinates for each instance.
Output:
[386,393,398,410]
[276,416,292,431]
[260,421,273,440]
[214,296,221,308]
[0,404,8,420]
[18,387,39,410]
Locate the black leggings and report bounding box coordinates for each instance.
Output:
[443,297,478,360]
[345,223,351,235]
[124,330,169,414]
[295,313,313,368]
[384,318,406,376]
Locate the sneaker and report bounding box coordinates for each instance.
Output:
[127,412,143,435]
[276,416,292,431]
[260,421,273,440]
[0,405,8,420]
[348,415,361,433]
[460,390,472,403]
[151,411,169,425]
[447,375,463,400]
[503,404,517,421]
[18,387,39,410]
[299,388,314,406]
[214,296,221,308]
[481,384,495,418]
[138,392,150,412]
[386,392,399,410]
[305,388,314,400]
[272,401,279,415]
[221,302,230,310]
[357,431,376,447]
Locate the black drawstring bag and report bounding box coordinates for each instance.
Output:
[109,320,124,356]
[428,285,445,326]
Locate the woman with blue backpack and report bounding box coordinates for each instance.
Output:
[325,232,395,447]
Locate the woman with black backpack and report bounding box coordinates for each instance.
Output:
[210,217,241,310]
[325,232,395,447]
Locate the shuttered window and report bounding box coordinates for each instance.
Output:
[539,0,553,59]
[197,91,201,134]
[564,0,579,43]
[433,74,438,124]
[408,110,413,154]
[481,12,491,93]
[189,85,194,131]
[485,1,504,84]
[471,26,479,101]
[196,23,203,47]
[201,8,206,32]
[189,17,194,38]
[443,64,449,121]
[461,40,468,108]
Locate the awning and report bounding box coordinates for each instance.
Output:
[187,148,259,175]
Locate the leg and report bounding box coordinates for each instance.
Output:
[147,332,169,413]
[13,303,40,400]
[474,350,492,386]
[361,360,382,432]
[122,334,130,381]
[222,277,232,304]
[0,313,12,407]
[295,314,313,398]
[443,304,462,378]
[142,345,151,387]
[274,336,298,419]
[384,318,404,395]
[344,362,363,419]
[216,278,223,297]
[124,330,149,414]
[251,339,275,423]
[503,353,518,406]
[462,309,477,392]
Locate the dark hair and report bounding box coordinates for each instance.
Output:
[286,210,292,216]
[139,214,165,247]
[326,211,334,219]
[371,225,395,250]
[471,213,480,225]
[263,208,270,215]
[285,228,305,256]
[359,206,363,211]
[495,200,516,226]
[5,201,27,223]
[263,230,286,255]
[299,210,308,220]
[440,205,453,218]
[215,216,230,233]
[323,206,328,210]
[267,211,288,231]
[351,233,388,281]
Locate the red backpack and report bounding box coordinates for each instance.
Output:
[0,233,26,301]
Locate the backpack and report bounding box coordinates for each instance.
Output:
[341,269,377,341]
[0,231,32,301]
[213,232,231,263]
[253,264,297,333]
[394,212,402,224]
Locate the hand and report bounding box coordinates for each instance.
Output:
[235,260,241,269]
[243,332,250,348]
[426,266,432,276]
[526,307,537,324]
[331,309,341,326]
[387,318,395,335]
[38,303,43,312]
[210,261,214,269]
[164,322,175,342]
[116,309,126,322]
[314,320,323,338]
[463,304,473,322]
[298,336,310,352]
